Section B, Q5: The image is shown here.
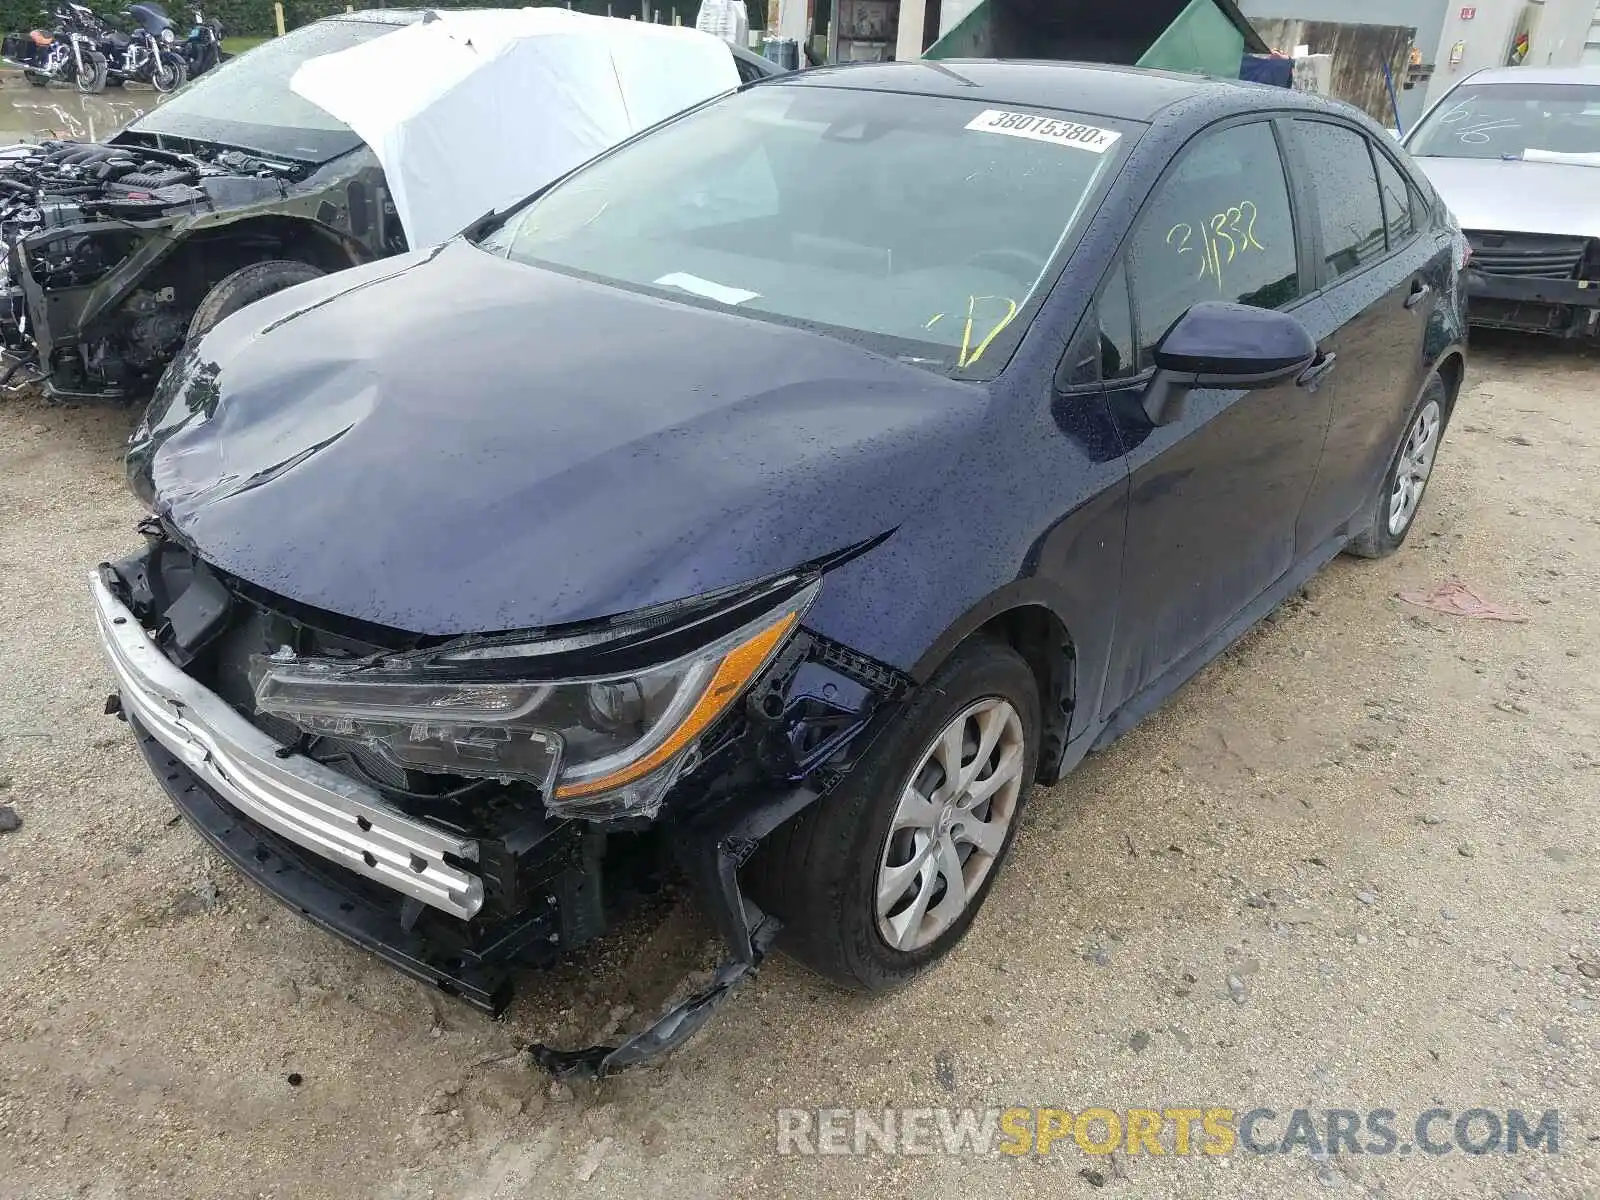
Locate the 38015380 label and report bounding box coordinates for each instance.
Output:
[964,109,1122,153]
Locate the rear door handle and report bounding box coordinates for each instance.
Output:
[1297,352,1336,390]
[1404,280,1433,310]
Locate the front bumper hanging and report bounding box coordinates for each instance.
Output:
[96,564,839,1077]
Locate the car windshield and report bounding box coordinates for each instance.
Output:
[122,19,400,162]
[478,84,1134,376]
[1408,81,1600,164]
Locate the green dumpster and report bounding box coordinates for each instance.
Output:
[924,0,1265,78]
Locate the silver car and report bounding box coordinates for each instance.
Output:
[1403,65,1600,339]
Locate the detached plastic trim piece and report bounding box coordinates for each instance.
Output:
[529,915,782,1080]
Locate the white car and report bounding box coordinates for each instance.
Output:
[1403,65,1600,339]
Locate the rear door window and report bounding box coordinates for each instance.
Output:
[1126,120,1301,370]
[1291,121,1388,282]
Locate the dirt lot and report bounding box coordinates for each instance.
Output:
[1,334,1597,1200]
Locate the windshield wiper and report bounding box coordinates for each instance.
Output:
[458,207,499,242]
[1522,148,1600,167]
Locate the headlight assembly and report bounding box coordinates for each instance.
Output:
[250,583,816,821]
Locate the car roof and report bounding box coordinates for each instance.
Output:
[1462,65,1600,86]
[323,7,620,25]
[320,8,428,26]
[322,7,781,76]
[776,59,1333,123]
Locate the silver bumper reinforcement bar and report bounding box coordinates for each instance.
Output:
[90,570,484,919]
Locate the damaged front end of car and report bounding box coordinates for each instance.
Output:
[0,140,401,400]
[93,523,907,1076]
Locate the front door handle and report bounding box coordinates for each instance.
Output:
[1297,352,1336,390]
[1404,280,1433,310]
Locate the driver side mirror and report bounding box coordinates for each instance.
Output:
[1143,301,1317,425]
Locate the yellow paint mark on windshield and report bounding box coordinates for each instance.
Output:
[958,295,1019,369]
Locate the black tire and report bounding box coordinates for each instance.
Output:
[24,70,49,87]
[747,637,1041,991]
[75,50,107,94]
[152,54,186,92]
[187,260,325,342]
[1347,373,1451,559]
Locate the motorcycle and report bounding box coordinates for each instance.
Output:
[99,2,187,91]
[1,4,110,93]
[182,8,227,78]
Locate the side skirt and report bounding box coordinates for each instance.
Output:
[1088,532,1350,754]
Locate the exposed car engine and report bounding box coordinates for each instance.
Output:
[0,139,354,397]
[0,140,296,247]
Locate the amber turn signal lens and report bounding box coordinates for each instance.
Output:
[552,610,799,800]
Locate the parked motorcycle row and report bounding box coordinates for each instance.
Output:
[1,1,228,94]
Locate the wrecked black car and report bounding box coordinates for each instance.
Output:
[96,62,1466,1074]
[2,8,775,401]
[0,12,412,400]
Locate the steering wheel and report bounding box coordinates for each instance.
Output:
[965,247,1044,282]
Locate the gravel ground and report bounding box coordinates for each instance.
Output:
[1,336,1597,1200]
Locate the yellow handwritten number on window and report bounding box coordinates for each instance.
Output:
[1166,200,1267,295]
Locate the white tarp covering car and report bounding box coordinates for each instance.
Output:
[289,8,740,250]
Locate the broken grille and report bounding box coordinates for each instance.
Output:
[1467,231,1592,280]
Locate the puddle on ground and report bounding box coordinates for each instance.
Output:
[0,72,165,144]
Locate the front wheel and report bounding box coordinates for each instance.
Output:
[151,53,186,92]
[1346,373,1450,559]
[187,260,326,342]
[747,637,1041,991]
[74,50,107,94]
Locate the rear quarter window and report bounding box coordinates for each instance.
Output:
[1372,147,1416,247]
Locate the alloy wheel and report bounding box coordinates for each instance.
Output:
[1389,398,1442,537]
[875,697,1027,953]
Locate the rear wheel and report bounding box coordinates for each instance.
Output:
[1347,373,1449,559]
[24,69,48,87]
[187,260,326,342]
[747,637,1041,991]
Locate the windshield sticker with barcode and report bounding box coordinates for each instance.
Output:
[965,109,1121,153]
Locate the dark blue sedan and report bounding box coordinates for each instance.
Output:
[102,60,1469,1074]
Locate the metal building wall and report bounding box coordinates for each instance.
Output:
[1239,0,1447,126]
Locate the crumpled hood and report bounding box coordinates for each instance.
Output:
[131,240,979,635]
[1412,156,1600,238]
